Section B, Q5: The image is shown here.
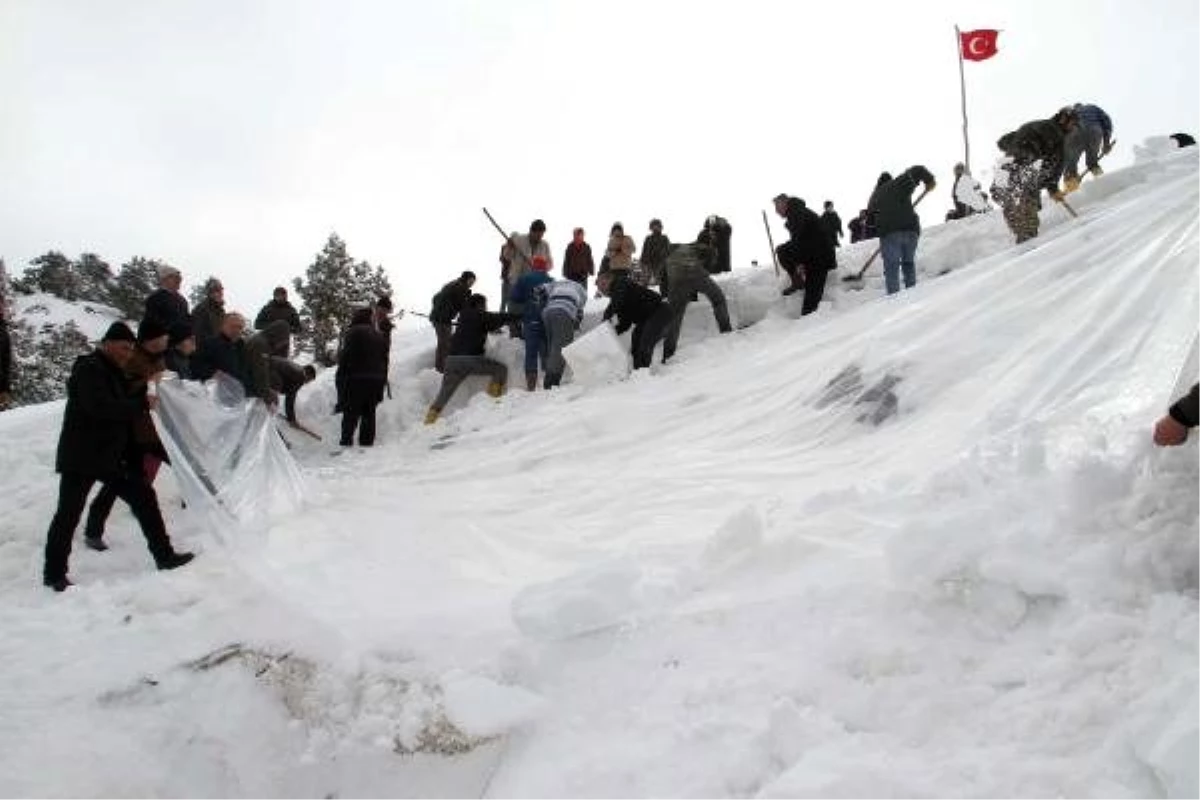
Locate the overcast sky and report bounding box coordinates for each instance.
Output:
[2,0,1197,316]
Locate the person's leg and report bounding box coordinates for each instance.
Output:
[1062,127,1085,183]
[359,399,378,446]
[642,305,675,365]
[484,358,509,396]
[83,482,119,542]
[523,318,544,390]
[43,473,95,585]
[901,231,919,289]
[1083,125,1104,173]
[695,272,732,332]
[801,267,829,315]
[663,275,691,362]
[880,233,901,295]
[110,470,178,567]
[543,310,572,388]
[430,358,470,412]
[434,322,451,373]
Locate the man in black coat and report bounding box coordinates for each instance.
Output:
[271,358,316,425]
[992,108,1076,243]
[640,220,671,291]
[598,272,674,369]
[820,201,844,248]
[867,166,936,295]
[336,308,390,446]
[41,322,193,591]
[772,194,836,315]
[424,294,515,424]
[429,271,476,373]
[705,215,733,274]
[0,310,12,409]
[254,287,302,357]
[142,264,189,332]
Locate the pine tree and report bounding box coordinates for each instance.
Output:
[9,319,90,406]
[75,253,116,305]
[109,256,166,321]
[292,233,392,364]
[16,251,78,300]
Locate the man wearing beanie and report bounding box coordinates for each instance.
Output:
[142,263,189,332]
[429,271,477,373]
[191,277,225,346]
[42,322,193,591]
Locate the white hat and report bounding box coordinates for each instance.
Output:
[157,264,181,280]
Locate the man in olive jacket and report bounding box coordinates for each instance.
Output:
[868,166,936,295]
[254,287,302,357]
[42,322,193,592]
[429,271,477,373]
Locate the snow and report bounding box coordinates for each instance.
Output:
[11,292,122,341]
[0,143,1196,797]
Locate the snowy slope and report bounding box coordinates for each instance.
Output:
[11,292,123,342]
[0,143,1196,798]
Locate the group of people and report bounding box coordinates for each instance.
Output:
[40,265,320,591]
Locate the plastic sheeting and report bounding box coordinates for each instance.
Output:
[153,373,306,541]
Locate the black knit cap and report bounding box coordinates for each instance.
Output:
[530,219,546,233]
[168,321,194,346]
[460,270,476,282]
[102,321,136,343]
[136,318,169,343]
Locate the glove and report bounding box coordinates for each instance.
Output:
[1101,141,1113,156]
[925,181,937,192]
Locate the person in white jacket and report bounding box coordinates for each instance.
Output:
[502,219,553,337]
[539,278,588,389]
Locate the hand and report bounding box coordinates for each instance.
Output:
[926,181,937,192]
[1153,415,1190,446]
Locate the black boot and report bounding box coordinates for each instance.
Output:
[84,536,109,552]
[156,552,195,571]
[43,576,74,593]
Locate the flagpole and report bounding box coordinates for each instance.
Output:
[955,24,970,173]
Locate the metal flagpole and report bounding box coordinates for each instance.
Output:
[955,24,971,173]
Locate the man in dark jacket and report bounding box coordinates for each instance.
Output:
[868,166,936,295]
[271,358,316,425]
[192,312,249,384]
[142,264,189,332]
[0,311,12,409]
[336,308,389,446]
[430,271,476,373]
[562,228,596,290]
[992,109,1076,244]
[640,219,671,292]
[164,321,195,380]
[191,277,225,346]
[244,320,291,407]
[705,216,733,274]
[598,272,674,369]
[41,322,193,591]
[424,294,514,424]
[848,209,868,244]
[662,234,733,362]
[772,194,837,315]
[254,287,302,357]
[1153,383,1199,446]
[820,202,844,248]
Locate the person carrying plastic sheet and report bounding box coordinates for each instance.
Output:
[253,286,302,356]
[1063,102,1114,193]
[193,312,248,383]
[83,318,173,552]
[772,194,836,314]
[430,271,477,373]
[540,278,588,389]
[867,166,936,296]
[510,256,555,391]
[424,294,515,424]
[1153,384,1199,446]
[991,108,1077,244]
[336,308,389,447]
[142,263,189,332]
[597,272,673,370]
[662,229,732,363]
[42,322,194,592]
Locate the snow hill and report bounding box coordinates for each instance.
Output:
[10,292,123,343]
[0,139,1196,798]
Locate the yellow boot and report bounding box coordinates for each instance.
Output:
[487,381,505,398]
[423,407,440,425]
[1063,175,1081,194]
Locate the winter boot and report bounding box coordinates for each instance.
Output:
[156,551,195,571]
[84,535,109,552]
[525,372,538,392]
[424,407,440,425]
[1090,165,1103,177]
[43,576,74,593]
[487,381,506,398]
[1063,175,1081,194]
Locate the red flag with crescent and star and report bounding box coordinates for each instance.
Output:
[960,29,999,61]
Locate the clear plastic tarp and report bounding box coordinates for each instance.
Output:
[153,373,306,541]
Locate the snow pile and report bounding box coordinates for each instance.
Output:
[0,142,1195,797]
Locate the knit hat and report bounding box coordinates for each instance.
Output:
[101,321,136,343]
[649,218,662,230]
[530,219,546,233]
[137,318,169,343]
[531,256,549,271]
[157,264,181,281]
[168,321,194,346]
[460,270,477,282]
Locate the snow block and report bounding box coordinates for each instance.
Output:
[511,557,644,640]
[561,323,629,387]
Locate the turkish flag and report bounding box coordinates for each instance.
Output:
[960,29,999,61]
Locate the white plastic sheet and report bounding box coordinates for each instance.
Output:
[561,323,630,386]
[153,373,306,541]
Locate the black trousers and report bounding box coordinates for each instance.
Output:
[801,266,830,316]
[340,379,383,446]
[630,305,674,369]
[44,471,174,582]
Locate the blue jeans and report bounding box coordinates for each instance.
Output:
[881,230,919,295]
[523,318,547,374]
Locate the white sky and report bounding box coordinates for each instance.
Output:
[2,0,1197,315]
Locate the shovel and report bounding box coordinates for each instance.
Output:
[842,186,930,287]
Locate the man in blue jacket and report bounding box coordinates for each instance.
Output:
[1063,102,1114,193]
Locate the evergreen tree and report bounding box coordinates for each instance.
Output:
[75,253,116,305]
[16,251,78,300]
[9,319,90,406]
[292,233,392,363]
[109,256,166,321]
